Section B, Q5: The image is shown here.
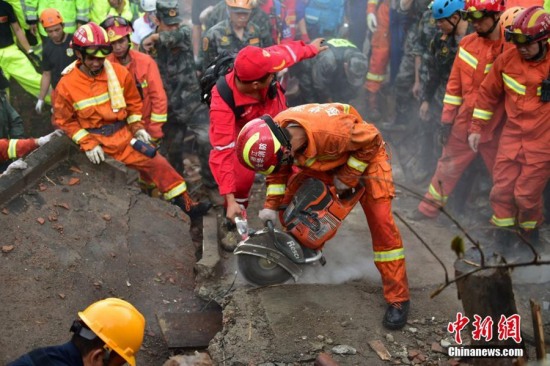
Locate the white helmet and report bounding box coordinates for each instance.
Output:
[140,0,156,12]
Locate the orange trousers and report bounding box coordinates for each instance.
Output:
[365,0,390,94]
[282,149,409,303]
[93,127,186,200]
[418,132,499,218]
[490,148,550,230]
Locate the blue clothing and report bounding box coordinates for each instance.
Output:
[7,342,84,366]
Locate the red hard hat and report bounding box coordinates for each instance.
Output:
[100,16,133,42]
[508,6,550,43]
[236,115,291,175]
[464,0,504,13]
[72,22,111,48]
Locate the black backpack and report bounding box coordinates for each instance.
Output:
[200,52,244,118]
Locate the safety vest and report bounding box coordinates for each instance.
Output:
[24,0,90,37]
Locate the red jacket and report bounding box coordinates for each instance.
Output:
[107,50,168,139]
[441,33,510,143]
[471,46,550,164]
[0,138,38,162]
[209,41,319,196]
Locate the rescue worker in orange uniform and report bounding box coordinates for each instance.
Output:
[236,103,410,330]
[101,16,168,195]
[469,6,550,246]
[410,0,509,221]
[53,23,211,221]
[1,130,62,175]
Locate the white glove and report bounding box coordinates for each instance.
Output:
[258,208,277,224]
[36,129,64,146]
[134,129,152,144]
[3,159,28,175]
[333,176,351,194]
[35,99,44,113]
[85,145,105,164]
[367,13,378,33]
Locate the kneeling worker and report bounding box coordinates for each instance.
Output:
[236,103,410,329]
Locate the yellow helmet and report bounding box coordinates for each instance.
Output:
[78,298,145,366]
[225,0,254,10]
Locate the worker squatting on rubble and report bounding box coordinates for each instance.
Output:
[236,103,410,330]
[7,298,144,366]
[410,0,510,221]
[469,6,550,247]
[208,39,328,225]
[53,22,211,220]
[101,15,169,195]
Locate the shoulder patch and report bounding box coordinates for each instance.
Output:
[202,37,209,52]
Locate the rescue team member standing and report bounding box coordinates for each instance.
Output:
[201,0,273,70]
[410,0,509,221]
[209,39,328,222]
[53,23,211,220]
[469,6,550,246]
[0,0,42,98]
[35,8,76,114]
[236,103,410,330]
[7,298,144,366]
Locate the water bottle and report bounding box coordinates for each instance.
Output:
[130,138,157,158]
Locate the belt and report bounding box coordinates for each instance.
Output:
[87,120,126,136]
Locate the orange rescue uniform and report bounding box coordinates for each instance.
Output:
[107,49,168,140]
[471,46,550,230]
[54,61,187,200]
[0,138,38,162]
[365,0,390,93]
[265,103,409,304]
[418,33,508,217]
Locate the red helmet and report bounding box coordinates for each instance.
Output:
[236,115,291,175]
[506,6,550,44]
[100,16,133,42]
[463,0,504,13]
[71,22,112,57]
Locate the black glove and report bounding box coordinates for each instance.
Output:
[27,50,42,73]
[438,124,452,146]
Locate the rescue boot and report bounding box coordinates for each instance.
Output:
[518,228,540,247]
[383,300,410,330]
[492,228,516,256]
[367,92,382,122]
[172,192,212,220]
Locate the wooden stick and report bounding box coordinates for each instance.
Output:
[530,298,546,360]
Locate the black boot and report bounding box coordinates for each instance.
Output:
[383,300,410,330]
[492,228,516,256]
[172,193,212,220]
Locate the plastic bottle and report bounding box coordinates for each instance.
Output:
[130,138,157,158]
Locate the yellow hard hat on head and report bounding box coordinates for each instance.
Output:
[78,298,145,366]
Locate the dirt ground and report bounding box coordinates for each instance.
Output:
[1,85,548,365]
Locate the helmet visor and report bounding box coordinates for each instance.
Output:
[100,16,132,29]
[460,9,489,21]
[84,45,113,57]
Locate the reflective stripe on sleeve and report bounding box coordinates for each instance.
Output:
[8,139,18,159]
[472,108,493,121]
[347,155,368,173]
[443,94,463,106]
[266,184,286,196]
[72,129,90,144]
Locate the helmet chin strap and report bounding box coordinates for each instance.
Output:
[477,14,500,37]
[527,41,547,61]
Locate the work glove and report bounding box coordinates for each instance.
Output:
[27,49,42,72]
[258,208,277,224]
[36,129,64,146]
[35,99,44,113]
[333,176,351,195]
[367,13,378,32]
[85,145,105,165]
[134,129,152,144]
[3,159,28,175]
[438,124,452,146]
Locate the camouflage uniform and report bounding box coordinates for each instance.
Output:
[204,1,273,46]
[146,3,217,192]
[385,6,437,184]
[201,18,271,69]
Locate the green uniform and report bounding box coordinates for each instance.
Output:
[0,91,25,140]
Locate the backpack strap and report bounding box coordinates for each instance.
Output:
[216,76,244,119]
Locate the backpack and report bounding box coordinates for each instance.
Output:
[304,0,346,37]
[200,52,244,118]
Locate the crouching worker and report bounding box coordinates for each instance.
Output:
[236,103,410,330]
[54,22,211,220]
[7,298,145,366]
